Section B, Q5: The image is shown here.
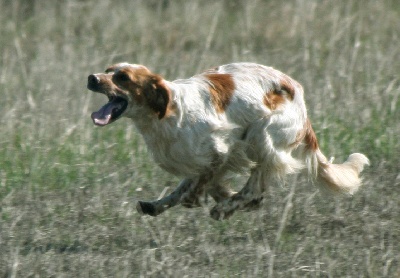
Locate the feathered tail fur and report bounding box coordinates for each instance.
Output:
[301,119,369,195]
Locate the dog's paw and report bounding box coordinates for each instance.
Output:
[210,206,234,221]
[136,201,157,216]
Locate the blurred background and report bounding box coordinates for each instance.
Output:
[0,0,399,276]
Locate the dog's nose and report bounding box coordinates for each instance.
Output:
[88,74,99,86]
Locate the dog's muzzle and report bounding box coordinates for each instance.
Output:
[87,74,101,91]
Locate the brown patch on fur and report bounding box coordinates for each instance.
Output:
[91,73,127,96]
[112,67,171,119]
[264,75,297,110]
[144,79,171,119]
[263,90,286,110]
[279,75,296,100]
[304,119,319,151]
[205,73,235,113]
[289,119,319,150]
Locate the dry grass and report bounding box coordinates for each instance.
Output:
[0,0,399,277]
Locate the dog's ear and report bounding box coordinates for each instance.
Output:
[143,75,170,119]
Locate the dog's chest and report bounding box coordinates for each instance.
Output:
[141,122,238,177]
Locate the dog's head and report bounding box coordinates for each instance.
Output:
[111,64,170,120]
[87,63,170,126]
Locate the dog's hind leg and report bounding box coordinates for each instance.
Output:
[206,181,237,203]
[181,179,237,207]
[209,169,267,220]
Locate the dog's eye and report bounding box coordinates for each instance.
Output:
[117,73,130,82]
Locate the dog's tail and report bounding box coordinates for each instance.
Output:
[301,119,369,195]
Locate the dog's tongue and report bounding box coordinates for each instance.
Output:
[91,102,114,126]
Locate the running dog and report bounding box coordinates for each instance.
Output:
[87,62,369,220]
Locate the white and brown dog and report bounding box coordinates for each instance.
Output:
[87,62,369,220]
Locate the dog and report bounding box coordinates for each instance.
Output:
[87,62,369,220]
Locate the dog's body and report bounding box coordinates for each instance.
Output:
[87,62,369,220]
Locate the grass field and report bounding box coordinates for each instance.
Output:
[1,0,399,277]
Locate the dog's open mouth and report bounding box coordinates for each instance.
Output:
[91,96,128,126]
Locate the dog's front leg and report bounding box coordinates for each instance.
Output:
[136,178,193,216]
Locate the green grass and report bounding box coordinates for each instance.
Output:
[1,0,400,277]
